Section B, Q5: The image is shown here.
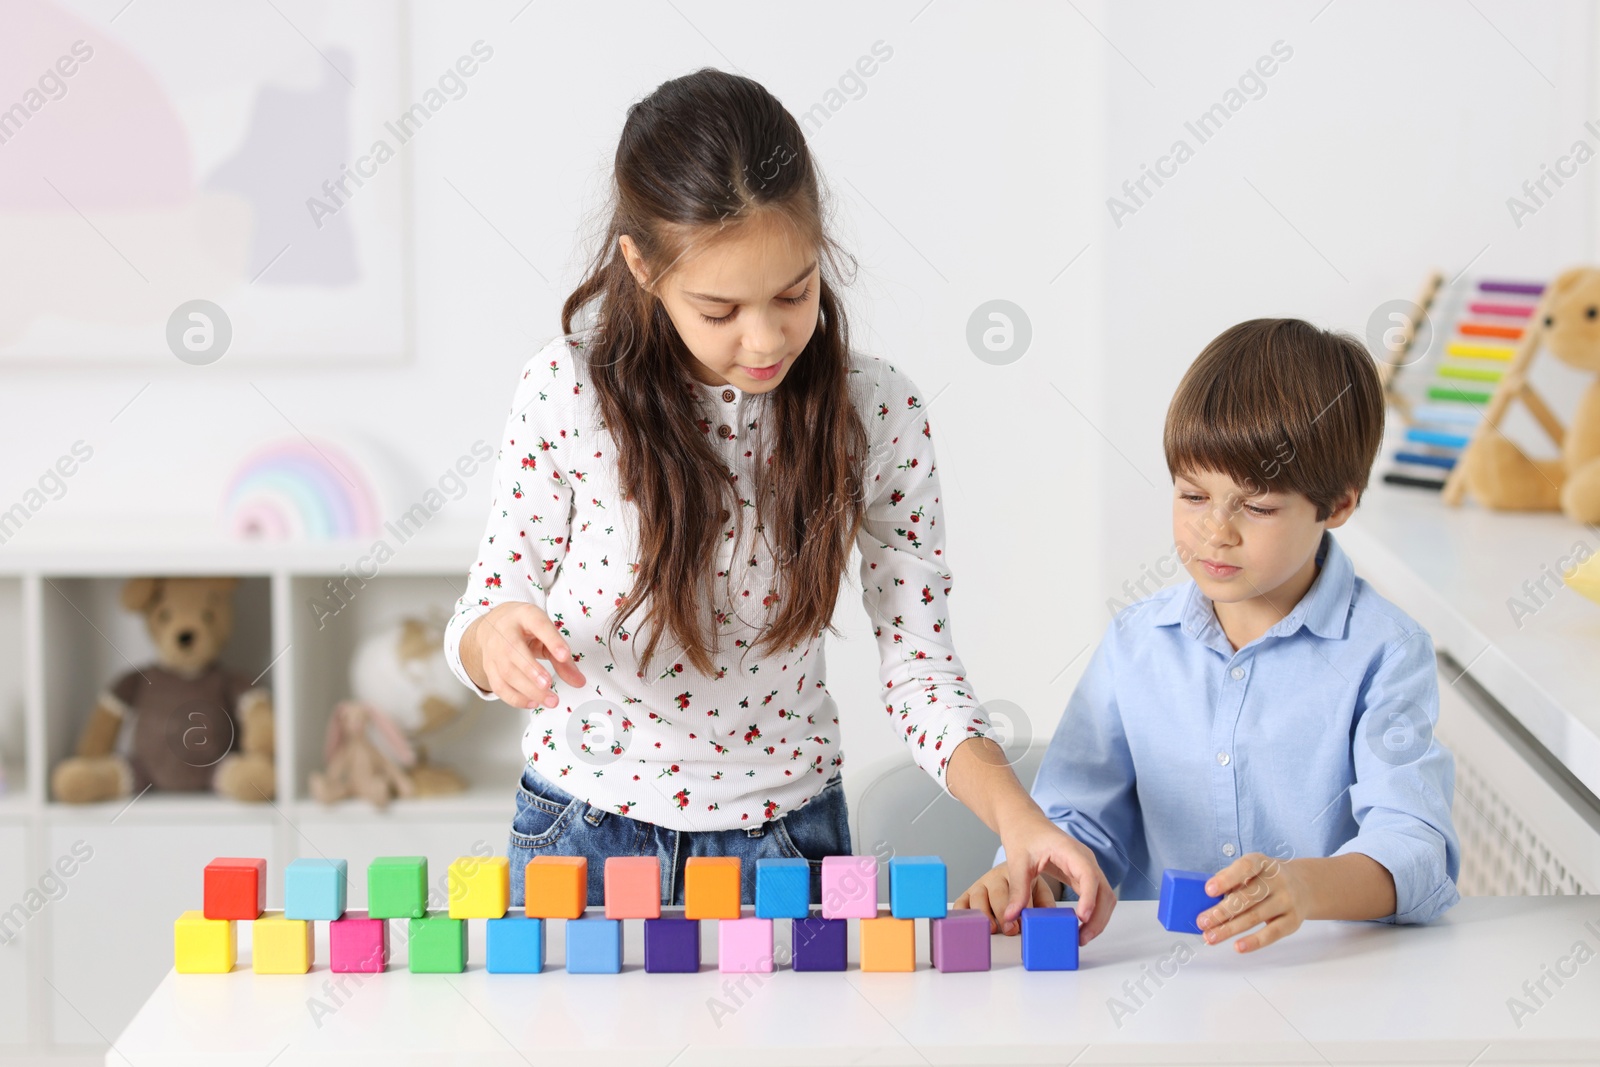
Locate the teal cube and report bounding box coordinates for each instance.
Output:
[368,856,428,919]
[285,858,347,920]
[407,913,467,973]
[487,916,546,973]
[565,917,622,973]
[754,858,810,919]
[888,856,947,918]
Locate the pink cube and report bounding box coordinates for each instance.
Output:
[330,911,388,973]
[820,856,878,919]
[717,917,774,973]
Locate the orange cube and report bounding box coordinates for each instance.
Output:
[524,856,587,919]
[684,856,741,920]
[605,856,662,919]
[861,914,915,972]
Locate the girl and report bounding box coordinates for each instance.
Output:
[445,69,1111,941]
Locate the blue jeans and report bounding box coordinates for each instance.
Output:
[508,763,853,909]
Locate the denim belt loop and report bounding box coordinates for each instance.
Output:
[583,804,606,828]
[745,825,765,838]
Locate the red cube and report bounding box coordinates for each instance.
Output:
[204,858,266,920]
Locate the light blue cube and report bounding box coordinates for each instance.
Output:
[888,856,947,918]
[486,916,546,973]
[285,858,347,920]
[565,917,622,973]
[754,858,810,919]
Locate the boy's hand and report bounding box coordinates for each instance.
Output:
[1197,853,1312,953]
[953,863,1056,936]
[465,602,587,708]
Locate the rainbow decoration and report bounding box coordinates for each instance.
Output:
[222,437,383,541]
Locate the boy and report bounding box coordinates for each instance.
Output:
[961,318,1460,953]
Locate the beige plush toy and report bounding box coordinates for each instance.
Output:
[1462,267,1600,522]
[308,700,416,809]
[50,577,276,803]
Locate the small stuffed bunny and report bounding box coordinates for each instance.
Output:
[308,700,416,809]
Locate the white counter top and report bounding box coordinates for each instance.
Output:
[1340,482,1600,799]
[108,897,1600,1065]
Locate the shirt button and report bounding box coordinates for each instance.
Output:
[1230,666,1245,680]
[1222,843,1236,857]
[1216,751,1230,766]
[717,424,733,439]
[721,388,736,403]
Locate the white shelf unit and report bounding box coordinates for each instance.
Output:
[0,523,530,1057]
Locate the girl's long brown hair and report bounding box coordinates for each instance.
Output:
[561,69,867,676]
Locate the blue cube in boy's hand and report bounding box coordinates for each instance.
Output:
[754,858,810,919]
[285,858,347,920]
[1158,868,1223,935]
[1020,907,1079,970]
[888,856,947,919]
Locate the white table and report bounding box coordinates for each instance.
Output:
[109,898,1600,1065]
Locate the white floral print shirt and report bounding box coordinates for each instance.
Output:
[444,331,993,831]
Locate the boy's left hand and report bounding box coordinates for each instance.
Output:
[1197,853,1313,953]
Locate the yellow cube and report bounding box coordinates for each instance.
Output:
[449,855,510,919]
[252,912,313,974]
[174,910,236,973]
[861,915,915,972]
[684,856,741,920]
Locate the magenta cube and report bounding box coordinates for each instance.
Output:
[717,917,774,973]
[931,909,991,973]
[820,856,878,919]
[330,911,388,973]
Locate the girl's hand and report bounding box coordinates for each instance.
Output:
[465,602,587,709]
[995,813,1116,944]
[953,863,1055,936]
[1196,853,1312,953]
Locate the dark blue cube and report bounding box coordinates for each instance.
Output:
[1020,907,1078,970]
[1158,868,1223,935]
[791,916,847,972]
[643,918,701,973]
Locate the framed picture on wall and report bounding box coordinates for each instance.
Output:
[0,0,413,365]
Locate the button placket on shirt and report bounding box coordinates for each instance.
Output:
[1210,652,1251,861]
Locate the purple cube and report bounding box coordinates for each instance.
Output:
[791,916,847,972]
[931,909,991,973]
[643,918,700,973]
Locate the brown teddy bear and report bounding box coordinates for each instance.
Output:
[1463,266,1600,522]
[50,577,276,803]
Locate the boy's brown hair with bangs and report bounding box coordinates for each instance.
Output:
[1163,318,1385,520]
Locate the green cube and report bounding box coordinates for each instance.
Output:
[407,913,467,973]
[368,856,428,919]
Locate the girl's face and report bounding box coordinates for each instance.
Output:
[620,219,820,393]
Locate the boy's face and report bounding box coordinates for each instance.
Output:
[1171,469,1357,614]
[620,218,820,394]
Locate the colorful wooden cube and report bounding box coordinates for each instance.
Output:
[368,856,428,920]
[486,916,546,974]
[1158,868,1223,935]
[604,856,661,919]
[791,916,847,971]
[643,918,700,973]
[565,917,622,973]
[860,914,915,972]
[931,908,991,973]
[888,856,947,919]
[754,857,810,919]
[525,856,587,919]
[285,858,347,921]
[203,857,265,920]
[684,856,740,920]
[448,855,509,919]
[329,910,387,973]
[820,855,877,919]
[251,913,313,974]
[174,910,235,973]
[407,913,467,973]
[717,917,774,973]
[1021,907,1079,970]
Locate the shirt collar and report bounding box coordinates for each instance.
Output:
[1150,530,1354,644]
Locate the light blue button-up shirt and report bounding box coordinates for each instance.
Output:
[1000,531,1461,924]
